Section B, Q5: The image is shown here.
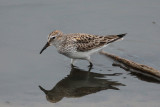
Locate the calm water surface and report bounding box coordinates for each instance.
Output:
[0,0,160,107]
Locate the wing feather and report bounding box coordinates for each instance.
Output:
[66,33,125,52]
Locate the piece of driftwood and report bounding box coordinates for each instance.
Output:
[99,51,160,78]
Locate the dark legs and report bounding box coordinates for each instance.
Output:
[87,57,93,68]
[70,57,93,68]
[88,62,93,68]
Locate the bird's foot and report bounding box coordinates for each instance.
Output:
[71,64,76,68]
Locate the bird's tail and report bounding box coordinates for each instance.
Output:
[117,33,127,38]
[106,33,127,44]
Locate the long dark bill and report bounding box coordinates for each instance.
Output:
[39,85,48,94]
[40,42,50,54]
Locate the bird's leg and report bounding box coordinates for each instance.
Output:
[71,59,75,67]
[87,57,93,68]
[88,64,92,72]
[89,62,93,67]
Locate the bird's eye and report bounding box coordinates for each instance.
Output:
[51,36,55,39]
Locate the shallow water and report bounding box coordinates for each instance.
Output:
[0,0,160,107]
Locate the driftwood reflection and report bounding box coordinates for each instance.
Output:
[39,66,125,103]
[112,63,160,83]
[129,71,160,84]
[100,51,160,79]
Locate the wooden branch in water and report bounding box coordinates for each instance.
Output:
[99,51,160,78]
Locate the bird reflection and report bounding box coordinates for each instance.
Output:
[39,66,125,103]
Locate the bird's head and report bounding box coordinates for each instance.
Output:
[40,30,62,54]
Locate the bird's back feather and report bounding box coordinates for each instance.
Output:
[66,33,126,52]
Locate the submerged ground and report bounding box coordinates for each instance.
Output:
[0,0,160,107]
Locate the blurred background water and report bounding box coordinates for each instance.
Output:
[0,0,160,107]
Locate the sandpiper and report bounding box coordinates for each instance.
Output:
[40,30,126,67]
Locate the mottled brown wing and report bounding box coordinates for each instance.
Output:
[72,33,123,52]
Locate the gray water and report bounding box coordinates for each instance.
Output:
[0,0,160,107]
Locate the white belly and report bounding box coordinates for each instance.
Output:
[64,45,108,59]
